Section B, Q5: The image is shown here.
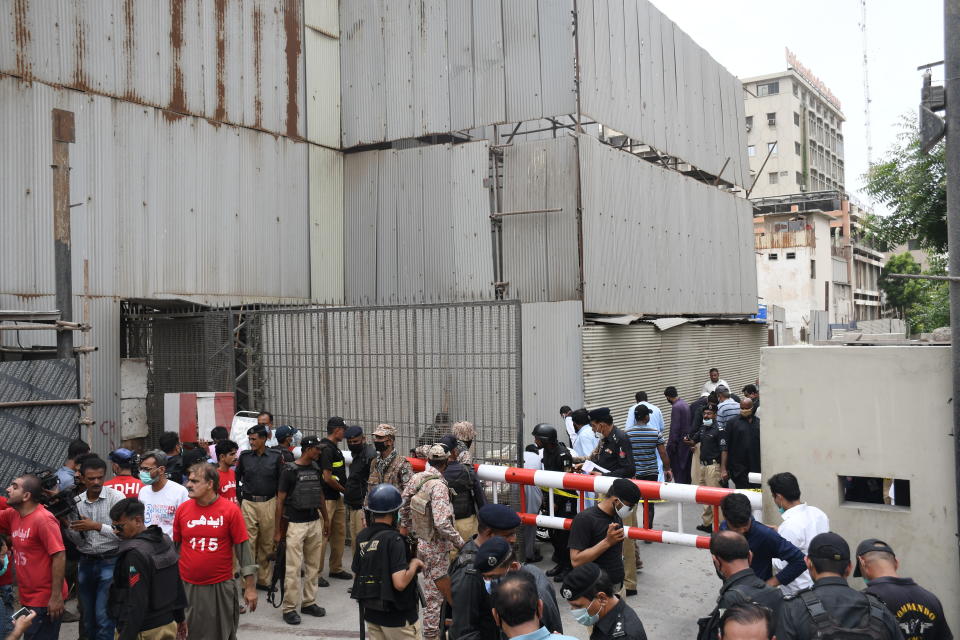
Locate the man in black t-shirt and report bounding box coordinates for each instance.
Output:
[567,478,641,591]
[275,436,330,625]
[319,417,350,582]
[856,538,953,640]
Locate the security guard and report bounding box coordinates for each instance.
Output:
[532,423,576,582]
[351,484,425,639]
[684,403,728,533]
[775,532,901,640]
[583,409,635,479]
[560,562,648,640]
[236,424,285,588]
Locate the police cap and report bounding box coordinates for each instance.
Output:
[477,504,521,531]
[587,407,613,424]
[808,532,850,562]
[560,563,604,601]
[275,425,298,441]
[300,435,322,449]
[439,434,459,452]
[344,426,364,439]
[473,536,513,572]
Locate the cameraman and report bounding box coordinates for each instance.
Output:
[0,474,68,640]
[64,457,124,640]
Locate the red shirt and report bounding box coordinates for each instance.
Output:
[173,497,247,585]
[0,497,10,587]
[0,505,68,606]
[218,468,237,504]
[103,475,144,499]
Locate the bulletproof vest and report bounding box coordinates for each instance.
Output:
[109,533,180,620]
[800,591,893,640]
[447,466,476,520]
[344,446,374,509]
[351,525,417,613]
[286,462,324,511]
[410,475,442,539]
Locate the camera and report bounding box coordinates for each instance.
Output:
[28,469,82,520]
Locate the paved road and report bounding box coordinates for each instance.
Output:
[62,502,718,639]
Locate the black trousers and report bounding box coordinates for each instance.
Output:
[546,496,577,570]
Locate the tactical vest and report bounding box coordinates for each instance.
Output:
[448,466,476,520]
[108,534,180,621]
[286,462,324,511]
[800,591,893,640]
[350,524,417,613]
[410,475,442,539]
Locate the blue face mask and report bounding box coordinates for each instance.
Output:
[0,554,7,577]
[777,506,786,514]
[139,471,157,485]
[702,419,714,427]
[571,599,601,626]
[483,576,502,594]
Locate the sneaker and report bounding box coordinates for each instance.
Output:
[696,524,713,533]
[301,604,326,617]
[545,565,563,577]
[625,589,638,597]
[283,611,301,625]
[317,576,330,587]
[255,583,271,591]
[552,571,568,583]
[61,609,81,623]
[329,570,353,580]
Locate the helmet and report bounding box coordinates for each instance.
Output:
[531,423,558,443]
[367,483,403,514]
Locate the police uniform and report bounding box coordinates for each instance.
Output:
[351,522,420,639]
[689,418,726,528]
[235,445,284,586]
[585,409,636,480]
[399,447,464,640]
[561,563,648,640]
[775,533,901,640]
[540,441,576,575]
[697,569,783,640]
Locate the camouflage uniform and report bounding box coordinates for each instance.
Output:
[365,448,413,505]
[451,421,475,466]
[400,464,464,640]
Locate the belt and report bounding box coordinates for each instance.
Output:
[243,494,274,502]
[701,458,720,465]
[80,552,117,561]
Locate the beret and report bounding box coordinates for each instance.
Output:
[477,504,521,530]
[473,536,513,572]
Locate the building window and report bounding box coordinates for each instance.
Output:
[794,112,800,126]
[786,252,796,259]
[795,141,801,155]
[810,259,816,279]
[767,142,778,154]
[747,145,756,157]
[796,171,804,185]
[908,238,922,250]
[768,172,778,184]
[769,253,779,260]
[766,112,777,126]
[841,476,911,509]
[757,81,780,97]
[792,82,799,97]
[745,115,753,129]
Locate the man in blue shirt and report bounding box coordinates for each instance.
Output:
[719,493,805,588]
[624,392,665,479]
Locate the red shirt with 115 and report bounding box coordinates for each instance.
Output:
[0,505,69,606]
[218,468,238,504]
[173,497,248,585]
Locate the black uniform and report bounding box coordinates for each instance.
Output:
[443,460,485,521]
[271,444,296,463]
[590,428,635,479]
[351,522,419,629]
[723,416,757,489]
[690,421,726,465]
[864,577,953,640]
[776,577,902,640]
[344,443,377,510]
[568,506,626,586]
[697,568,783,640]
[318,437,347,500]
[235,447,284,499]
[540,442,576,572]
[591,598,648,640]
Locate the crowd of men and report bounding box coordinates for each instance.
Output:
[0,368,953,640]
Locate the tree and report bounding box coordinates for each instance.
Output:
[864,116,947,254]
[908,255,950,333]
[879,252,924,318]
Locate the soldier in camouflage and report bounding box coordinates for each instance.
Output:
[400,444,464,640]
[451,421,475,466]
[366,424,413,504]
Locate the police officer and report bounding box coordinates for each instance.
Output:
[344,426,376,552]
[775,532,901,640]
[684,404,728,533]
[532,423,576,582]
[583,408,635,479]
[560,562,648,640]
[351,484,424,639]
[236,424,285,588]
[272,425,299,462]
[108,497,188,640]
[400,444,464,640]
[439,434,485,549]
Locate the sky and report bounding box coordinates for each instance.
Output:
[648,0,945,212]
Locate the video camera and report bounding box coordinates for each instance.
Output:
[29,468,82,520]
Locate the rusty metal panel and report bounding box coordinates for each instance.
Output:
[0,76,312,302]
[578,135,756,315]
[0,0,305,139]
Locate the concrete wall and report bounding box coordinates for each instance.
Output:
[760,346,958,630]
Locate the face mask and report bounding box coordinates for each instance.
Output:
[740,410,752,417]
[702,419,714,427]
[483,577,500,594]
[462,440,473,449]
[374,441,388,453]
[139,471,157,485]
[594,430,604,439]
[862,577,871,585]
[0,555,8,577]
[777,506,786,514]
[571,599,601,626]
[616,501,634,519]
[348,444,364,455]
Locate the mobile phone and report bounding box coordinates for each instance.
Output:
[11,607,30,620]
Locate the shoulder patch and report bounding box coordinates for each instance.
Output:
[611,618,626,637]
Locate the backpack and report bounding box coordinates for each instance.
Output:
[800,591,893,640]
[697,589,748,640]
[409,476,442,539]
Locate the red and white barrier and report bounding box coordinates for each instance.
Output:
[517,512,710,549]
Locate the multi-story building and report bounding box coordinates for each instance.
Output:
[742,50,846,199]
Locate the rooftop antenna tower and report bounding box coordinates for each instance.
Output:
[860,0,873,166]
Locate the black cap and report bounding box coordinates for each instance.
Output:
[608,478,641,506]
[300,435,322,449]
[473,536,513,572]
[587,407,613,423]
[344,426,364,439]
[853,538,896,577]
[477,504,521,531]
[439,434,458,452]
[807,532,850,562]
[560,563,604,601]
[247,425,268,437]
[327,416,346,428]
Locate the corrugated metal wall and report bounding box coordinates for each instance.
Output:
[520,301,584,437]
[582,322,767,434]
[577,0,748,187]
[343,142,495,304]
[501,136,580,302]
[0,0,311,142]
[339,0,576,148]
[579,135,757,315]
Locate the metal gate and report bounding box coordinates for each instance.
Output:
[246,300,523,465]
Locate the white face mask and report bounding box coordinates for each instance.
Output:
[615,500,634,519]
